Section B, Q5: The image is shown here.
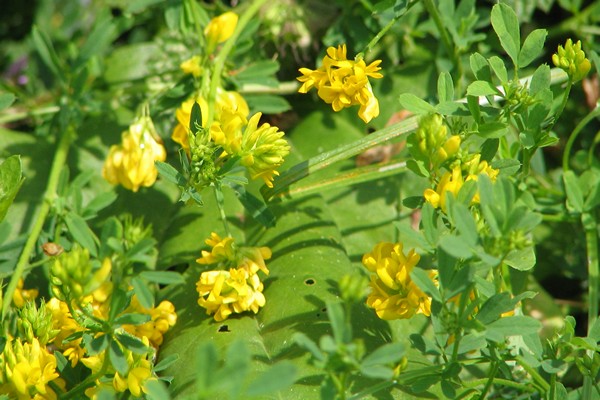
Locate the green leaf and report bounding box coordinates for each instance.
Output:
[87,334,109,355]
[563,171,584,213]
[477,292,514,324]
[109,338,129,375]
[82,191,117,219]
[244,94,291,114]
[114,313,151,326]
[155,161,187,187]
[64,211,98,257]
[0,155,24,222]
[190,102,202,133]
[398,93,436,114]
[233,60,280,87]
[490,3,521,67]
[485,316,541,342]
[470,53,492,82]
[529,64,551,96]
[451,203,478,247]
[115,332,149,354]
[411,268,442,302]
[145,379,172,400]
[437,72,454,102]
[31,26,62,79]
[504,246,536,271]
[439,235,473,259]
[104,43,157,83]
[0,93,15,111]
[229,184,275,228]
[131,276,154,309]
[245,362,297,396]
[74,13,116,70]
[154,354,179,372]
[361,342,405,367]
[477,122,508,139]
[139,271,185,285]
[488,56,508,84]
[480,139,499,162]
[466,81,500,97]
[518,29,547,69]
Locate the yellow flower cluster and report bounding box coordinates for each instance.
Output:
[362,242,434,320]
[123,296,178,348]
[297,44,383,123]
[196,232,271,321]
[424,155,499,211]
[204,11,238,48]
[552,39,591,83]
[172,89,249,152]
[0,337,64,399]
[103,115,167,192]
[12,278,38,308]
[82,337,155,399]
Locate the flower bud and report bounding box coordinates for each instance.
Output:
[50,244,93,301]
[17,301,60,345]
[552,39,591,82]
[205,12,238,49]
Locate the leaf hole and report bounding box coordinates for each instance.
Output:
[304,278,316,286]
[218,325,230,333]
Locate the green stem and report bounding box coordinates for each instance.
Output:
[357,14,401,59]
[348,380,396,400]
[582,212,598,399]
[422,0,461,78]
[515,355,550,393]
[61,348,111,399]
[214,184,231,237]
[462,377,536,393]
[562,106,600,171]
[206,0,268,127]
[1,125,74,320]
[478,361,499,400]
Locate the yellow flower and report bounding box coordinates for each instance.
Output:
[123,296,177,348]
[47,298,86,367]
[362,242,433,320]
[297,44,383,123]
[205,11,239,47]
[172,89,249,152]
[103,115,167,192]
[196,232,237,265]
[12,278,38,308]
[424,165,464,211]
[0,337,64,399]
[180,55,202,77]
[196,267,266,322]
[113,359,154,398]
[239,112,290,188]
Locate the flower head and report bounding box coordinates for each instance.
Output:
[424,165,464,211]
[297,44,383,123]
[362,242,434,320]
[552,39,591,82]
[239,113,290,188]
[180,55,202,77]
[196,267,266,321]
[123,296,177,348]
[205,11,238,48]
[103,115,166,192]
[0,337,64,399]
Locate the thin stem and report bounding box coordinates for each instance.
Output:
[478,361,499,399]
[582,212,598,399]
[214,184,231,237]
[357,14,400,59]
[206,0,268,127]
[348,380,397,400]
[61,349,111,399]
[562,106,600,171]
[1,125,74,320]
[462,378,536,393]
[515,355,550,393]
[422,0,461,79]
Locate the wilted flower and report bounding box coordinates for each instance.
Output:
[103,115,167,192]
[297,44,383,123]
[362,242,434,320]
[552,39,591,82]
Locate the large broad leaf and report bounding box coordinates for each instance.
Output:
[159,111,436,399]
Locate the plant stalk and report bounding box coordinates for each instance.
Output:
[1,125,74,320]
[562,106,600,171]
